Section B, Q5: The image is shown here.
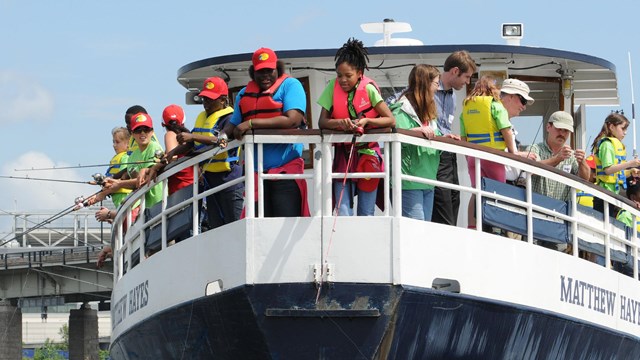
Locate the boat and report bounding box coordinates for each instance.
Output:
[107,22,640,359]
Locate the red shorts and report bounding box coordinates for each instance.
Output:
[466,156,506,188]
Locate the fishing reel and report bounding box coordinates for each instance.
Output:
[154,150,168,164]
[92,173,106,185]
[217,132,229,149]
[74,195,90,209]
[351,119,364,136]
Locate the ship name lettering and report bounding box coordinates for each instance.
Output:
[112,293,127,330]
[560,275,615,316]
[129,280,149,315]
[620,295,640,325]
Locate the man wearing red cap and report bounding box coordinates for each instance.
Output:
[223,47,309,217]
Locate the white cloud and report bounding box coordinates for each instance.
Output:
[0,151,95,212]
[0,71,55,124]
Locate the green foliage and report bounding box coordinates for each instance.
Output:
[99,349,110,360]
[58,324,69,349]
[33,339,65,360]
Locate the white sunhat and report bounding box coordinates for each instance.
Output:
[501,78,535,105]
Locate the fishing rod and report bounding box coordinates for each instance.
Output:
[0,173,106,185]
[0,207,99,248]
[315,124,362,304]
[0,189,104,248]
[14,150,165,172]
[629,52,637,159]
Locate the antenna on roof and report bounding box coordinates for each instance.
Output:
[360,19,423,47]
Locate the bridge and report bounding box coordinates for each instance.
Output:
[0,207,113,359]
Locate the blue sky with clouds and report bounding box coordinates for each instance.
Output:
[0,0,639,213]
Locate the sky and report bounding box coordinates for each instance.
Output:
[0,0,639,220]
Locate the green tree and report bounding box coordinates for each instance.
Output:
[99,349,110,360]
[33,339,65,360]
[57,324,69,350]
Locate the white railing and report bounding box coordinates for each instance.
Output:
[111,129,640,281]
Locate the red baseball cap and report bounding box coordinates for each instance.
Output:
[586,155,596,169]
[129,112,153,131]
[252,47,277,71]
[199,77,228,100]
[162,104,185,126]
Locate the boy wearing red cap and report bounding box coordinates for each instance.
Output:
[222,47,309,217]
[171,77,244,229]
[103,113,165,207]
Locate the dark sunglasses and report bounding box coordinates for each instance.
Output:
[133,126,153,134]
[516,94,528,106]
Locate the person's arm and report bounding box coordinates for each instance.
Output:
[178,132,218,146]
[318,107,353,131]
[355,100,395,129]
[605,158,640,175]
[354,85,395,129]
[574,149,590,181]
[233,109,304,139]
[234,79,306,138]
[501,128,517,154]
[95,206,115,223]
[164,131,179,153]
[96,246,113,269]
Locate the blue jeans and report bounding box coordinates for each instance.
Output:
[402,189,435,221]
[334,181,377,216]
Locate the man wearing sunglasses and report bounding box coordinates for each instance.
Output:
[499,78,534,118]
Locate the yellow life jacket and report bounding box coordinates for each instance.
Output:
[462,96,506,150]
[576,190,593,208]
[595,137,626,191]
[192,107,237,172]
[107,152,132,196]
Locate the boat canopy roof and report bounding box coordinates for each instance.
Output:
[177,44,619,108]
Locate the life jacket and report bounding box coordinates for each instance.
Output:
[462,96,506,150]
[576,190,594,208]
[192,107,238,173]
[595,137,627,191]
[238,74,290,120]
[330,76,384,192]
[106,152,132,196]
[331,76,380,120]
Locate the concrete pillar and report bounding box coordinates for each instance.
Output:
[69,303,98,360]
[0,299,22,360]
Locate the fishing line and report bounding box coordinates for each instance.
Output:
[315,134,358,305]
[15,159,161,172]
[0,189,103,247]
[0,208,99,248]
[0,175,97,184]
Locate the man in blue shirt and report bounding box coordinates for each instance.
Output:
[432,51,476,226]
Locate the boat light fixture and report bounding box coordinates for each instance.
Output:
[501,23,523,46]
[558,69,575,98]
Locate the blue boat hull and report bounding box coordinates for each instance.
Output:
[110,283,640,359]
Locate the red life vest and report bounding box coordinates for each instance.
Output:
[238,74,290,120]
[330,76,384,192]
[331,75,380,120]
